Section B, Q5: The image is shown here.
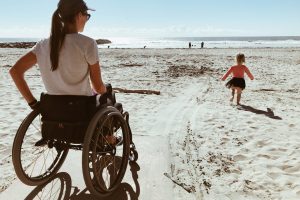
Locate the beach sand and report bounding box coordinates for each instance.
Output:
[0,47,300,199]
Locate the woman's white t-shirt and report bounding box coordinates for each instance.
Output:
[32,33,99,96]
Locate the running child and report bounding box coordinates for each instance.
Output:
[221,53,254,105]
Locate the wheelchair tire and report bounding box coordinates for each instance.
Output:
[82,107,130,197]
[12,109,69,186]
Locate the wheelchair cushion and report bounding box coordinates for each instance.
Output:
[40,93,97,143]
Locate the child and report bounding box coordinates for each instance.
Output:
[221,53,254,105]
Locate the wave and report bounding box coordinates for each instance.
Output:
[2,36,300,49]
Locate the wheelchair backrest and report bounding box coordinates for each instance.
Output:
[40,93,97,122]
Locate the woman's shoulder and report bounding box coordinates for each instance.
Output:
[72,34,96,44]
[35,38,50,45]
[32,38,50,53]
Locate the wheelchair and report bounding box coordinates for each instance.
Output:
[12,85,138,198]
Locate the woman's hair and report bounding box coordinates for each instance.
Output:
[236,53,245,64]
[50,0,88,71]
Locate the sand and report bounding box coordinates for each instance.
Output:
[0,47,300,199]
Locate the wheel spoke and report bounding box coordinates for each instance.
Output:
[31,122,41,133]
[28,147,46,177]
[14,111,68,185]
[83,109,130,196]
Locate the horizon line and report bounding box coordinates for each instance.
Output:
[1,35,300,39]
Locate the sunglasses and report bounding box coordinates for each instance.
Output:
[83,12,91,20]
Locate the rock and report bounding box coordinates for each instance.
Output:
[0,42,36,48]
[0,38,112,48]
[95,39,111,45]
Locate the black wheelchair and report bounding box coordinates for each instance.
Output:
[12,84,138,198]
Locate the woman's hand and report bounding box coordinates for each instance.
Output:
[28,99,40,110]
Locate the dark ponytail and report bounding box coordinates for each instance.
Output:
[49,0,88,71]
[50,9,65,71]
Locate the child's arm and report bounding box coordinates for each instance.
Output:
[245,66,254,80]
[221,67,232,81]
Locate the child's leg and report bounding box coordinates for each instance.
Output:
[236,88,242,105]
[230,88,235,102]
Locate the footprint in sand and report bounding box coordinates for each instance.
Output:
[256,140,268,147]
[281,164,300,173]
[278,148,288,152]
[289,124,295,127]
[240,148,250,153]
[221,138,230,142]
[233,154,247,161]
[267,147,288,153]
[257,154,271,159]
[231,168,242,174]
[267,172,281,180]
[204,118,214,122]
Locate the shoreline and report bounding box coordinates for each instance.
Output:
[98,47,300,50]
[2,46,300,50]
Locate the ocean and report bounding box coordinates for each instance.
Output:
[1,36,300,48]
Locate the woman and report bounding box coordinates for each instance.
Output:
[10,0,106,110]
[9,0,118,143]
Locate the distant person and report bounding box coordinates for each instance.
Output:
[221,53,254,105]
[108,45,110,48]
[144,45,146,48]
[201,41,204,48]
[189,42,191,48]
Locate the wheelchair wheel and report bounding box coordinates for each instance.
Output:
[12,109,69,186]
[82,107,130,197]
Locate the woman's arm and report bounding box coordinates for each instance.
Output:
[89,62,107,94]
[9,51,37,104]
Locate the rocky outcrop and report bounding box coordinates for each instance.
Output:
[96,39,111,45]
[0,38,111,48]
[0,42,36,48]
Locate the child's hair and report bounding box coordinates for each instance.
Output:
[236,53,245,64]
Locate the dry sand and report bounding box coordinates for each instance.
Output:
[0,47,300,199]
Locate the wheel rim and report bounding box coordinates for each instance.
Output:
[13,110,68,184]
[84,110,129,194]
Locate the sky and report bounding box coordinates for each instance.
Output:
[0,0,299,38]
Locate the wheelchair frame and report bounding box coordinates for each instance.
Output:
[12,96,138,198]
